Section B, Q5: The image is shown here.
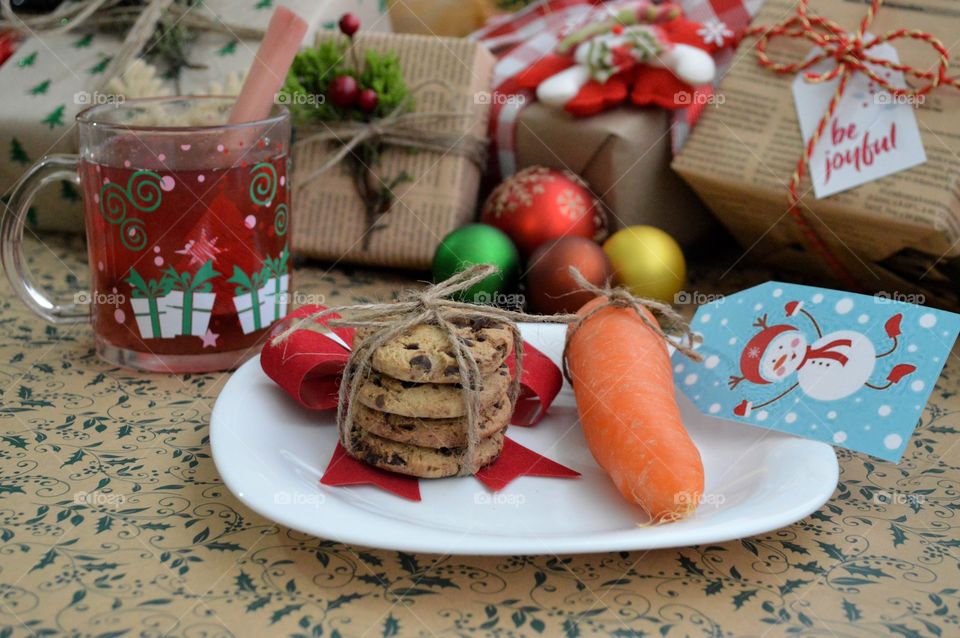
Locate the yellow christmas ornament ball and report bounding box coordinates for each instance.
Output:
[602,226,686,303]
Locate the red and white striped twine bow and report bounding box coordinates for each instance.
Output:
[747,0,959,289]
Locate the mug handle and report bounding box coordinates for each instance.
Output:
[1,154,89,324]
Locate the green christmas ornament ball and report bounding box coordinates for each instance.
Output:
[432,224,520,303]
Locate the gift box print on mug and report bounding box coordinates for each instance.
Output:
[676,282,960,462]
[80,133,290,357]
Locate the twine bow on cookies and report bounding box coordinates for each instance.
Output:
[746,0,959,289]
[272,265,550,476]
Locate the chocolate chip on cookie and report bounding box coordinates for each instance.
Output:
[354,322,513,384]
[348,427,505,478]
[355,365,511,419]
[352,399,512,448]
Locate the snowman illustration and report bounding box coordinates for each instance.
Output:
[729,301,916,417]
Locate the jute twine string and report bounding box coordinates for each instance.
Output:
[270,264,701,475]
[271,265,559,475]
[744,0,960,289]
[560,268,702,384]
[294,80,488,189]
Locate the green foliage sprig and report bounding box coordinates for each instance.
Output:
[280,39,410,123]
[280,36,413,250]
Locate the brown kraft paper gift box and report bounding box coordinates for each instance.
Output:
[672,0,960,308]
[291,32,494,269]
[514,102,713,247]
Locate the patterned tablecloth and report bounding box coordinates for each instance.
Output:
[1,234,957,638]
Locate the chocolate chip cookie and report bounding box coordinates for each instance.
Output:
[354,318,514,384]
[348,427,505,478]
[352,397,512,448]
[356,364,511,419]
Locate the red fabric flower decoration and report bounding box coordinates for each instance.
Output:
[511,17,726,117]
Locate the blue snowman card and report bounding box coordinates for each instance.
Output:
[674,282,960,462]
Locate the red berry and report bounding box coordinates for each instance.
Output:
[339,13,360,37]
[328,75,358,108]
[357,88,379,113]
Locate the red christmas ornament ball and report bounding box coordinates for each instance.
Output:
[329,75,358,107]
[526,237,612,314]
[480,166,605,259]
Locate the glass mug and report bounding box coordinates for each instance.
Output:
[2,97,292,372]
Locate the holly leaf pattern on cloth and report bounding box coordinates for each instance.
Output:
[0,235,958,637]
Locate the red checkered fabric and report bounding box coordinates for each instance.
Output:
[472,0,763,177]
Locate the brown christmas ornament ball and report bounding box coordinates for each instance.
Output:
[526,237,612,314]
[480,166,605,259]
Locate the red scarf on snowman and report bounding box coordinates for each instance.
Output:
[730,320,853,388]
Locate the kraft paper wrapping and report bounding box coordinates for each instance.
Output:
[516,103,713,246]
[672,0,960,308]
[290,32,494,269]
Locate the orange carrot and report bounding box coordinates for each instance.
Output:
[566,296,704,522]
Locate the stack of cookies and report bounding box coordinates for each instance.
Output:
[347,316,515,478]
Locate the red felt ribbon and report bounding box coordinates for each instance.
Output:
[261,305,564,426]
[262,306,354,409]
[746,0,959,290]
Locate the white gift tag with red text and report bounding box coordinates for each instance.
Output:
[792,38,926,198]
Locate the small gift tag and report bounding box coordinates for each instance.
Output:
[792,38,926,198]
[675,282,960,462]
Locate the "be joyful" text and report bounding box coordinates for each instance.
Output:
[823,117,898,184]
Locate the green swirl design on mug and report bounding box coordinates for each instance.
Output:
[120,217,147,251]
[99,182,127,225]
[274,203,288,237]
[249,162,277,206]
[97,170,164,251]
[127,170,163,212]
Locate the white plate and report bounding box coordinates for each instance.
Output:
[211,323,839,555]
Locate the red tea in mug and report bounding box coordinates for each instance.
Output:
[80,153,289,357]
[2,97,293,372]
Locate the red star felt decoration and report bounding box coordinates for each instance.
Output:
[474,437,580,491]
[320,443,422,501]
[319,437,579,500]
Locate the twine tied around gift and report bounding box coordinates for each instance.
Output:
[0,0,265,91]
[269,264,701,475]
[293,80,488,250]
[560,267,702,385]
[746,0,960,290]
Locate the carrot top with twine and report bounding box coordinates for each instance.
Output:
[269,264,701,475]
